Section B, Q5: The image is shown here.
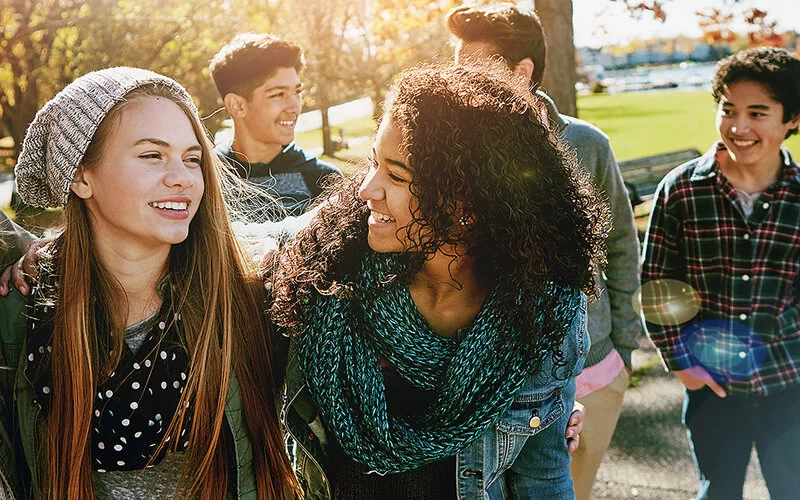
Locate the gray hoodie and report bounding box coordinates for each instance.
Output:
[539,92,643,367]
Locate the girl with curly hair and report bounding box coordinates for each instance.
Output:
[271,63,610,499]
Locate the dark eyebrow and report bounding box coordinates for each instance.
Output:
[721,102,771,111]
[384,157,411,172]
[133,138,202,152]
[265,83,303,93]
[372,146,411,172]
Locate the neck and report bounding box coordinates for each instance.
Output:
[231,127,284,164]
[719,148,783,194]
[92,235,169,327]
[414,251,479,292]
[409,250,489,338]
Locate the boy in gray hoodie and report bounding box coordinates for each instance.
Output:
[446,5,643,499]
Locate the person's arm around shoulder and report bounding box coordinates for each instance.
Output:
[0,238,51,297]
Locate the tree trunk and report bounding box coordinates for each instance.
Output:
[320,103,335,157]
[535,0,578,117]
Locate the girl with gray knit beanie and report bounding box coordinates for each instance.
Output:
[0,67,297,499]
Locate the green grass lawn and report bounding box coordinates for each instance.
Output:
[294,114,377,148]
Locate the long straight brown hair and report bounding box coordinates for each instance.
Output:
[43,84,297,499]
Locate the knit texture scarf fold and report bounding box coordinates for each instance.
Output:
[295,251,580,474]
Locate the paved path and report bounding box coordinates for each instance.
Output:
[591,345,769,499]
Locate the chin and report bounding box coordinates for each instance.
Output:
[159,229,192,246]
[366,234,402,254]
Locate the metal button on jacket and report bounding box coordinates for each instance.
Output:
[529,411,541,429]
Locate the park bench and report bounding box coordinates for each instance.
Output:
[619,147,702,207]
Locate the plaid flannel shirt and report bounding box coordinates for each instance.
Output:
[642,143,800,397]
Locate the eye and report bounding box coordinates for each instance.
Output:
[369,156,379,170]
[139,152,163,160]
[751,112,765,118]
[184,155,202,167]
[388,172,409,183]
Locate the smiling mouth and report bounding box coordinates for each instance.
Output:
[732,139,757,148]
[149,201,188,211]
[278,120,296,128]
[371,210,395,222]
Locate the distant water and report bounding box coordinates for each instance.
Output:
[598,62,718,93]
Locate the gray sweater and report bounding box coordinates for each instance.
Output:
[539,92,643,368]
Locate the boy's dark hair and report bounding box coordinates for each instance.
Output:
[446,3,547,86]
[712,46,800,138]
[209,33,304,101]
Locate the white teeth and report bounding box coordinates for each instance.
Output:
[279,120,295,127]
[733,139,756,147]
[371,210,395,222]
[150,201,188,210]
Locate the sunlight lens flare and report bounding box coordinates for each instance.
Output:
[678,320,766,382]
[633,279,701,326]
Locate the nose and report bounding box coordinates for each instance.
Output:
[731,117,750,135]
[288,92,302,114]
[358,167,383,202]
[164,156,198,189]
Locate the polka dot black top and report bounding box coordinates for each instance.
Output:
[25,284,193,473]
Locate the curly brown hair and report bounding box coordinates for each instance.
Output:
[270,63,609,340]
[712,47,800,138]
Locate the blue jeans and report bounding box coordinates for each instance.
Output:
[682,384,800,500]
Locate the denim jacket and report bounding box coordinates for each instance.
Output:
[281,296,589,500]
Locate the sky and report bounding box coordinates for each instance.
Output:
[572,0,800,48]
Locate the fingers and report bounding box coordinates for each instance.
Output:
[565,402,585,452]
[24,239,51,279]
[568,412,584,436]
[571,401,585,422]
[567,433,580,454]
[706,379,727,398]
[0,265,11,296]
[11,255,30,295]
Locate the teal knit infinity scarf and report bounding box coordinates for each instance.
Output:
[295,251,580,474]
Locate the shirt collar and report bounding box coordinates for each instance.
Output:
[688,143,722,181]
[535,90,567,135]
[690,141,800,186]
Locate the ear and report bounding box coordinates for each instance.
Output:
[512,57,535,87]
[223,93,248,118]
[788,113,800,130]
[69,166,93,199]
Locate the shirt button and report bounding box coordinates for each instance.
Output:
[742,274,750,281]
[529,413,541,429]
[762,202,769,209]
[739,313,748,321]
[743,233,750,240]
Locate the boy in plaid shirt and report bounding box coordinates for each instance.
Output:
[642,47,800,499]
